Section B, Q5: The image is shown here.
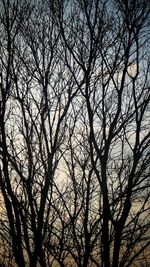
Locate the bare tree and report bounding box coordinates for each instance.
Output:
[50,0,150,266]
[0,0,80,266]
[0,0,149,267]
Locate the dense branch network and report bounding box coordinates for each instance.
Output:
[0,0,149,267]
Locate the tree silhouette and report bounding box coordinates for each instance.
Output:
[0,0,149,267]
